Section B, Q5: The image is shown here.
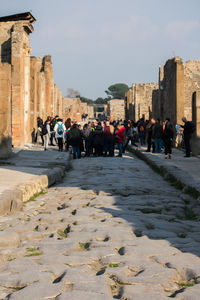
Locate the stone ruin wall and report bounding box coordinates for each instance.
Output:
[155,57,200,125]
[133,83,158,121]
[125,88,134,120]
[81,103,94,119]
[0,14,65,157]
[183,60,200,121]
[108,99,125,121]
[0,63,11,158]
[30,56,63,141]
[87,105,94,119]
[191,91,200,155]
[63,98,94,122]
[125,83,158,121]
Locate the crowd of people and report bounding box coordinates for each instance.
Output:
[36,115,195,159]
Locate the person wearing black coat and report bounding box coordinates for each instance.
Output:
[68,124,82,159]
[181,117,195,157]
[163,118,174,159]
[92,123,104,156]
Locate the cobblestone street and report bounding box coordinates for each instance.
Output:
[1,153,200,299]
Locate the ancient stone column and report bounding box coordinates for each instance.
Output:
[176,57,184,125]
[191,91,200,155]
[11,21,34,146]
[0,63,12,158]
[43,56,53,118]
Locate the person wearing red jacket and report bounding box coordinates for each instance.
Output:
[116,122,125,157]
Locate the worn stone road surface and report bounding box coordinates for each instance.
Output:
[1,153,200,299]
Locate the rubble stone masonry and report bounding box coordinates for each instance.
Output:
[107,99,125,121]
[63,98,94,122]
[125,83,158,121]
[156,57,200,127]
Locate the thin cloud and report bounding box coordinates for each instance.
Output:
[165,20,200,39]
[101,16,160,44]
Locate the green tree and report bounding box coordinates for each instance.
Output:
[80,96,94,105]
[94,97,108,104]
[105,83,129,99]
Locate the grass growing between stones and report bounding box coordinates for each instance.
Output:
[26,247,38,252]
[79,242,90,251]
[109,274,131,286]
[169,281,196,298]
[184,186,199,199]
[109,263,119,268]
[26,190,47,203]
[57,226,70,238]
[178,282,196,288]
[25,247,43,257]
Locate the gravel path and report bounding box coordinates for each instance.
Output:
[1,153,200,299]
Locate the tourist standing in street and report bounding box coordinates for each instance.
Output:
[146,118,156,153]
[43,118,51,151]
[138,118,146,146]
[116,122,125,157]
[163,118,174,159]
[68,123,82,159]
[50,116,58,146]
[36,117,44,145]
[152,118,163,153]
[54,119,66,152]
[103,121,115,157]
[123,121,134,153]
[92,122,104,156]
[181,117,195,157]
[83,123,92,157]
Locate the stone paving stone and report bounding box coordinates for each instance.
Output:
[0,231,20,249]
[57,290,113,300]
[7,282,66,300]
[0,153,200,298]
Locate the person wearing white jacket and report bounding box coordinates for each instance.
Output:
[54,119,66,151]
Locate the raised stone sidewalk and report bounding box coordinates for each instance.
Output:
[0,146,70,216]
[128,145,200,200]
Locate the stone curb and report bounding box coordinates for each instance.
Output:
[128,146,200,200]
[0,158,71,217]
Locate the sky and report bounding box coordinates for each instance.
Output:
[1,0,200,99]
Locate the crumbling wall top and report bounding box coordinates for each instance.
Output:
[0,12,36,24]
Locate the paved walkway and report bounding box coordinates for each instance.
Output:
[129,145,200,197]
[0,152,200,299]
[0,145,69,215]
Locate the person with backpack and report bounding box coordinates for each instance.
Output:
[138,118,146,146]
[54,119,66,151]
[152,118,163,153]
[181,117,195,157]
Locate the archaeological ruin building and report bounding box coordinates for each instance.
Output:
[125,57,200,154]
[0,12,94,159]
